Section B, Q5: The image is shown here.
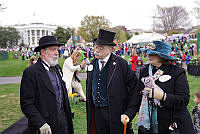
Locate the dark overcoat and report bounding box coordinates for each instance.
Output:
[138,64,194,134]
[20,58,73,134]
[86,53,140,134]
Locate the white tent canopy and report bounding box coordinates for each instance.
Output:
[127,32,166,44]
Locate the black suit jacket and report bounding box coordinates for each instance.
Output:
[20,58,73,134]
[86,53,140,134]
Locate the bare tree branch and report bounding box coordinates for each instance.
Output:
[154,5,190,33]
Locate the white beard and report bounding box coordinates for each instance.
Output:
[45,54,58,66]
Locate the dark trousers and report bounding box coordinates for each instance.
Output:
[94,106,110,134]
[56,112,69,134]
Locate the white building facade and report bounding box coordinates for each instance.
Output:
[12,23,57,48]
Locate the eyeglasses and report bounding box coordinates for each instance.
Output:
[47,47,59,52]
[94,45,105,51]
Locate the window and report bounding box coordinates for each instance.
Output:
[27,30,30,36]
[42,30,45,36]
[31,30,35,36]
[36,30,40,36]
[32,37,35,43]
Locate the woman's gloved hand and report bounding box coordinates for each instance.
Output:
[145,84,166,101]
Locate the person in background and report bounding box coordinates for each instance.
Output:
[182,52,187,71]
[20,36,73,134]
[186,52,191,64]
[86,29,140,134]
[130,49,138,72]
[21,47,25,60]
[193,91,200,134]
[62,50,87,102]
[137,41,194,134]
[135,57,145,79]
[63,48,69,59]
[29,56,37,66]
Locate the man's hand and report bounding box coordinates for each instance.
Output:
[145,84,166,101]
[121,114,129,125]
[40,123,52,134]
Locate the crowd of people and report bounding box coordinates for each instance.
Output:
[19,29,200,134]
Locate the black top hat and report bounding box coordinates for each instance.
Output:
[94,29,116,46]
[34,36,63,52]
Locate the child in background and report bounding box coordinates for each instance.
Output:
[135,57,145,79]
[192,91,200,134]
[130,49,138,72]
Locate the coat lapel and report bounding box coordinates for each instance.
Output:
[36,59,56,95]
[107,53,117,89]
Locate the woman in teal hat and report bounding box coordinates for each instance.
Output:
[137,41,194,134]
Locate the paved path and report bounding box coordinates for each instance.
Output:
[0,73,87,85]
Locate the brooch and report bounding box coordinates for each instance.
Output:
[87,64,93,71]
[145,42,156,50]
[159,75,171,82]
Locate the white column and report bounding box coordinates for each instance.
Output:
[30,29,32,47]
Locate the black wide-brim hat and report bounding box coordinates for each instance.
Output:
[94,29,116,46]
[34,36,64,52]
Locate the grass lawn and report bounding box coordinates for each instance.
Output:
[0,81,87,133]
[0,52,67,77]
[0,75,200,133]
[0,84,24,132]
[0,52,145,77]
[0,52,91,77]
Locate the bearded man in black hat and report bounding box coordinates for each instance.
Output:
[20,36,73,134]
[86,29,140,134]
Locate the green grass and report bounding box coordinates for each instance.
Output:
[0,75,200,133]
[0,84,24,132]
[0,81,87,133]
[0,52,87,77]
[0,52,65,77]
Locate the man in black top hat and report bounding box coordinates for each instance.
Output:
[20,36,73,134]
[86,29,140,134]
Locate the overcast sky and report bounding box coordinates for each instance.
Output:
[0,0,198,30]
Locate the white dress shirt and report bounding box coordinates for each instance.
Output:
[98,53,111,71]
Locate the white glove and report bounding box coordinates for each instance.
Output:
[121,114,129,125]
[40,123,52,134]
[145,84,166,101]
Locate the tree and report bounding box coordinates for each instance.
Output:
[153,5,190,33]
[125,32,132,41]
[112,28,127,42]
[6,27,21,47]
[134,32,139,35]
[0,27,8,48]
[0,27,20,48]
[77,15,111,42]
[193,0,200,23]
[194,26,200,34]
[54,26,75,43]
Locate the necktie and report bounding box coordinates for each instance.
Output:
[100,61,105,70]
